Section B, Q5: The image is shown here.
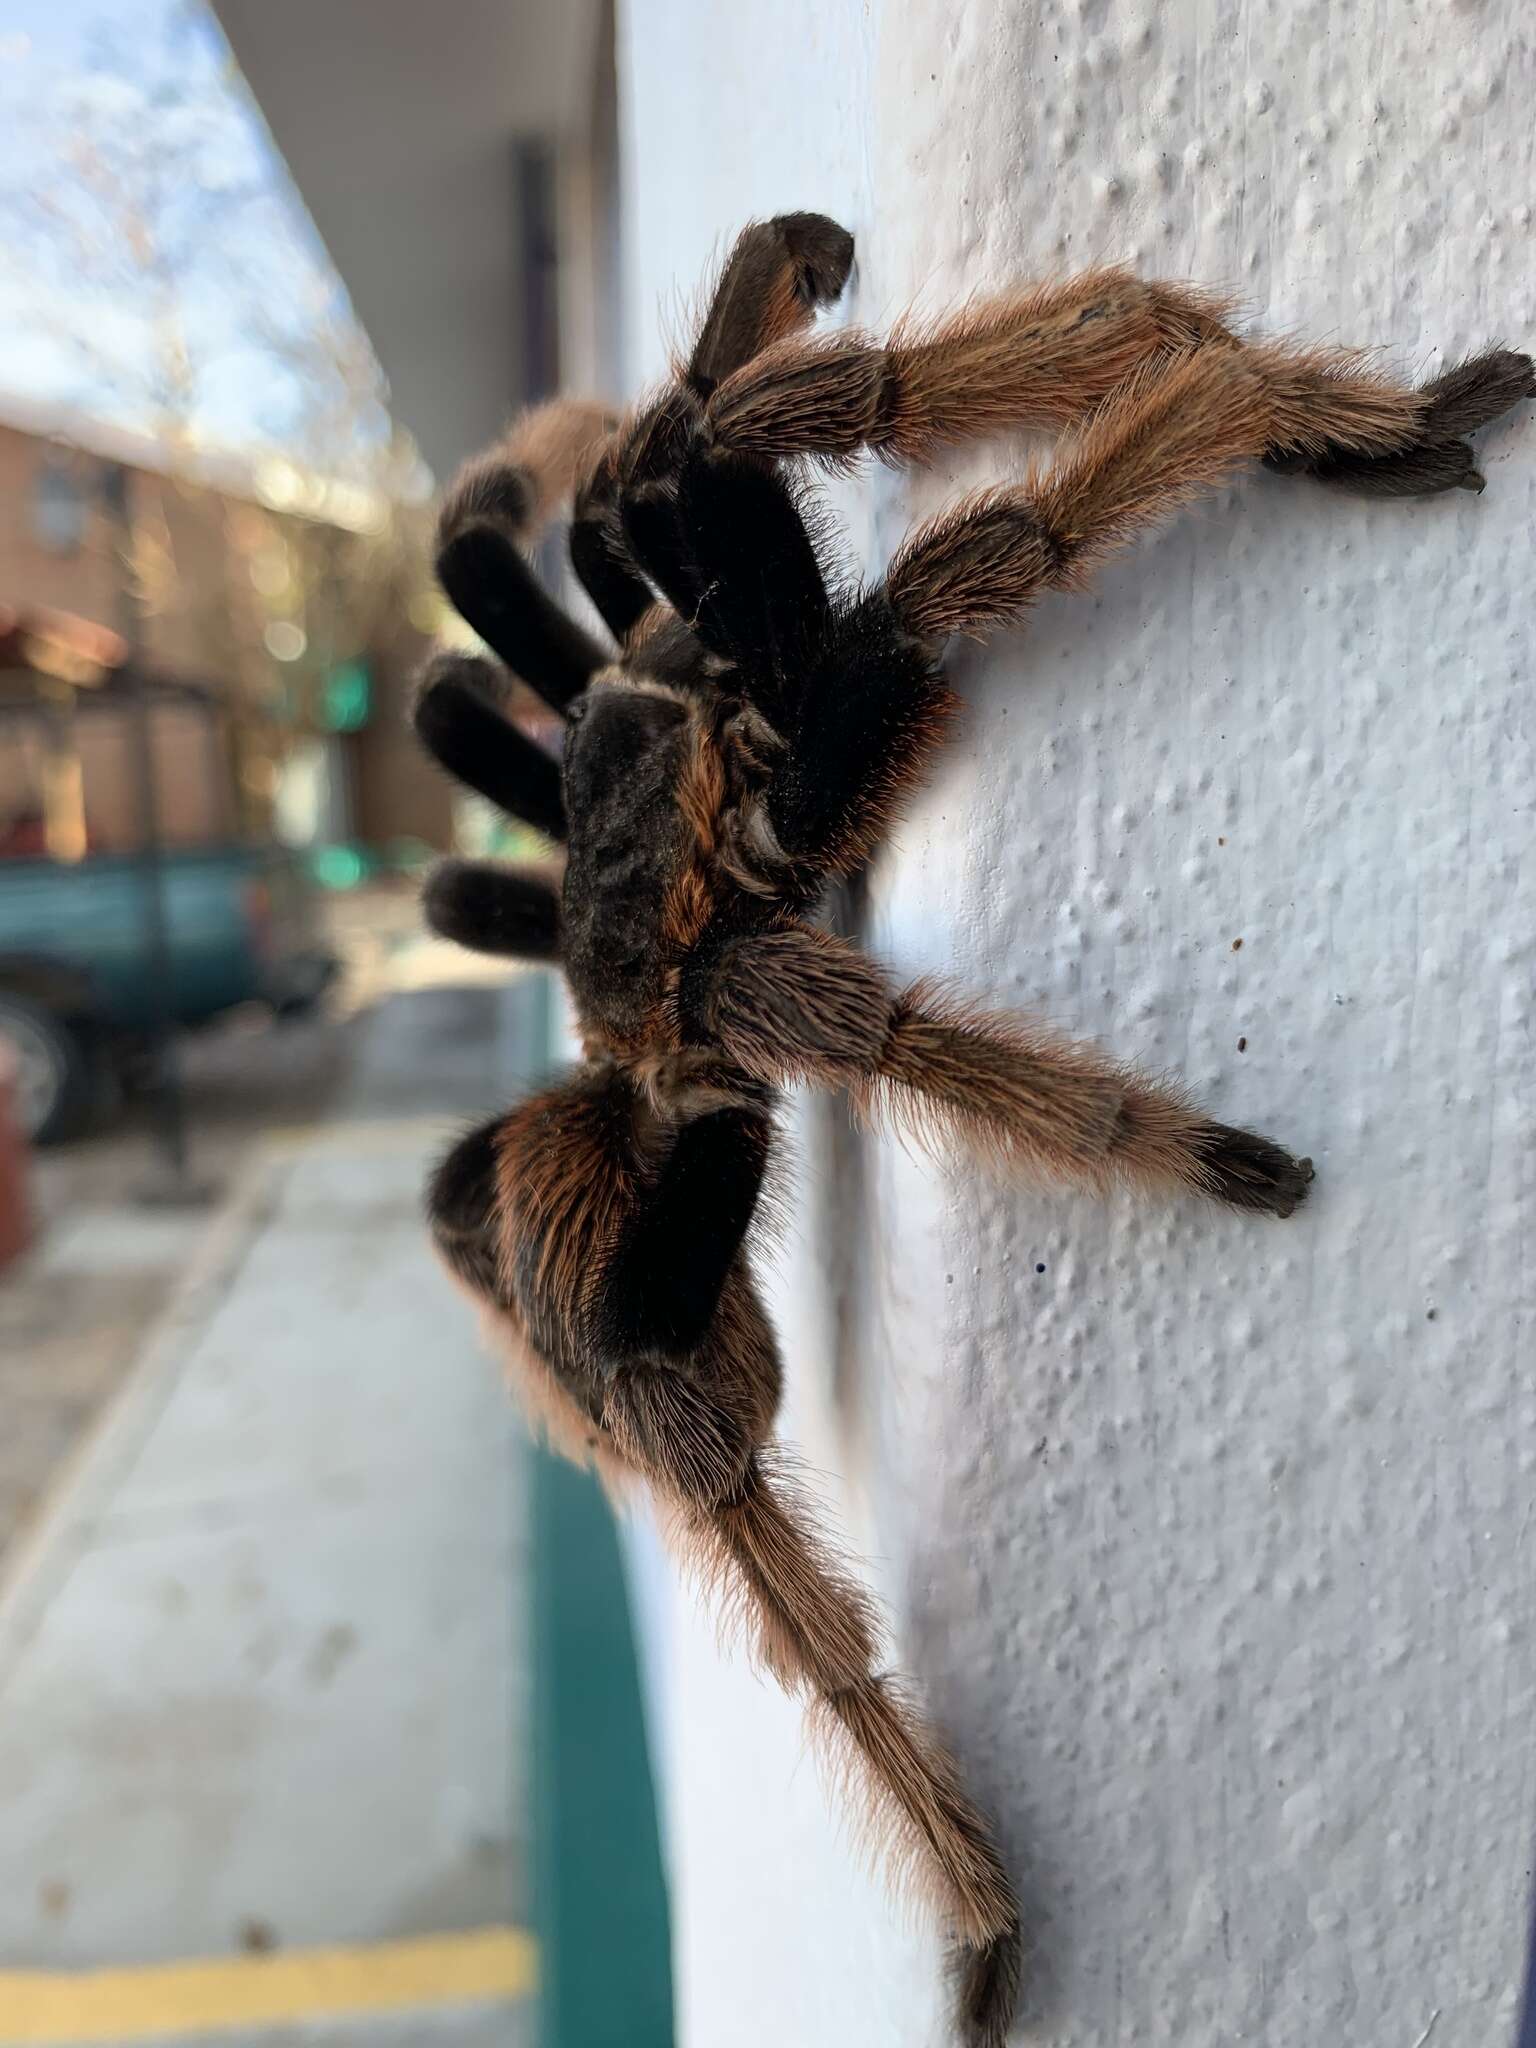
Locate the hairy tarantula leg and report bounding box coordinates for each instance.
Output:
[686,212,855,394]
[441,1070,1023,2043]
[754,586,956,882]
[427,1110,637,1487]
[1263,345,1536,496]
[569,448,659,643]
[697,927,1313,1218]
[703,265,1531,498]
[412,653,567,841]
[436,401,615,714]
[751,350,1271,880]
[442,398,617,543]
[592,1105,775,1362]
[621,446,831,694]
[763,337,1527,883]
[598,1412,1021,2048]
[426,1116,510,1304]
[702,267,1223,465]
[493,1070,779,1386]
[421,859,562,961]
[883,347,1274,643]
[609,212,856,497]
[436,521,608,714]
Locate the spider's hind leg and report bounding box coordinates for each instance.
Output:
[426,1116,510,1304]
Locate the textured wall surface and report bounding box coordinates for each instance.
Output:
[617,2,1535,2041]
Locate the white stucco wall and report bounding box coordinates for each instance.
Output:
[615,3,1535,2042]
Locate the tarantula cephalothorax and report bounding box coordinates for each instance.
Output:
[415,213,1531,2044]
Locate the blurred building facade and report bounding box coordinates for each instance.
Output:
[0,402,449,862]
[214,0,620,468]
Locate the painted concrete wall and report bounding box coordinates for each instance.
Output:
[616,2,1535,2042]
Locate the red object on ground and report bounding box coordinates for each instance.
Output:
[0,1041,35,1271]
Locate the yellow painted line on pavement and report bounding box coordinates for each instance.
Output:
[0,1925,537,2043]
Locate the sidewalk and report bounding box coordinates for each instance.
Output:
[0,980,550,2046]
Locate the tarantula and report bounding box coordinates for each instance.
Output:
[415,213,1531,2046]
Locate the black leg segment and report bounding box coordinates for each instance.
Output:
[437,522,608,712]
[591,1107,773,1361]
[423,859,562,961]
[413,654,567,842]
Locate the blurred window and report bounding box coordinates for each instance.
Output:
[31,458,89,555]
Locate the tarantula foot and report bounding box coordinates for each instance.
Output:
[1265,347,1533,499]
[1196,1124,1315,1218]
[411,649,507,722]
[1418,347,1536,439]
[776,211,855,307]
[1265,436,1486,498]
[411,649,509,730]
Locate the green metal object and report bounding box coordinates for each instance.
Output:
[531,1450,675,2048]
[517,972,675,2048]
[0,846,331,1030]
[320,658,372,732]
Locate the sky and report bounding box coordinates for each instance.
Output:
[0,0,391,472]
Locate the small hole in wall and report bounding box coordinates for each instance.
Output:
[1237,1037,1247,1052]
[1036,1263,1047,1274]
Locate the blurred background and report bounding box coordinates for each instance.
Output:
[0,3,650,2046]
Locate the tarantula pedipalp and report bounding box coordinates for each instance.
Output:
[416,212,1532,2047]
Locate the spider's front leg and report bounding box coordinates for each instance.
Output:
[702,249,1531,497]
[880,344,1275,645]
[570,211,856,644]
[639,352,1279,887]
[435,399,616,709]
[421,854,562,962]
[419,404,613,843]
[689,925,1314,1218]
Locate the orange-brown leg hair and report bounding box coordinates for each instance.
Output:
[610,1401,1022,2048]
[754,338,1521,899]
[699,925,1313,1216]
[440,397,620,554]
[703,265,1532,495]
[751,349,1274,884]
[430,1078,1024,2046]
[633,211,857,461]
[685,211,856,395]
[883,346,1274,644]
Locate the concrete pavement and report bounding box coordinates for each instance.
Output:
[0,977,549,2046]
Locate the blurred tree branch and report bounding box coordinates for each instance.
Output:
[0,2,436,833]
